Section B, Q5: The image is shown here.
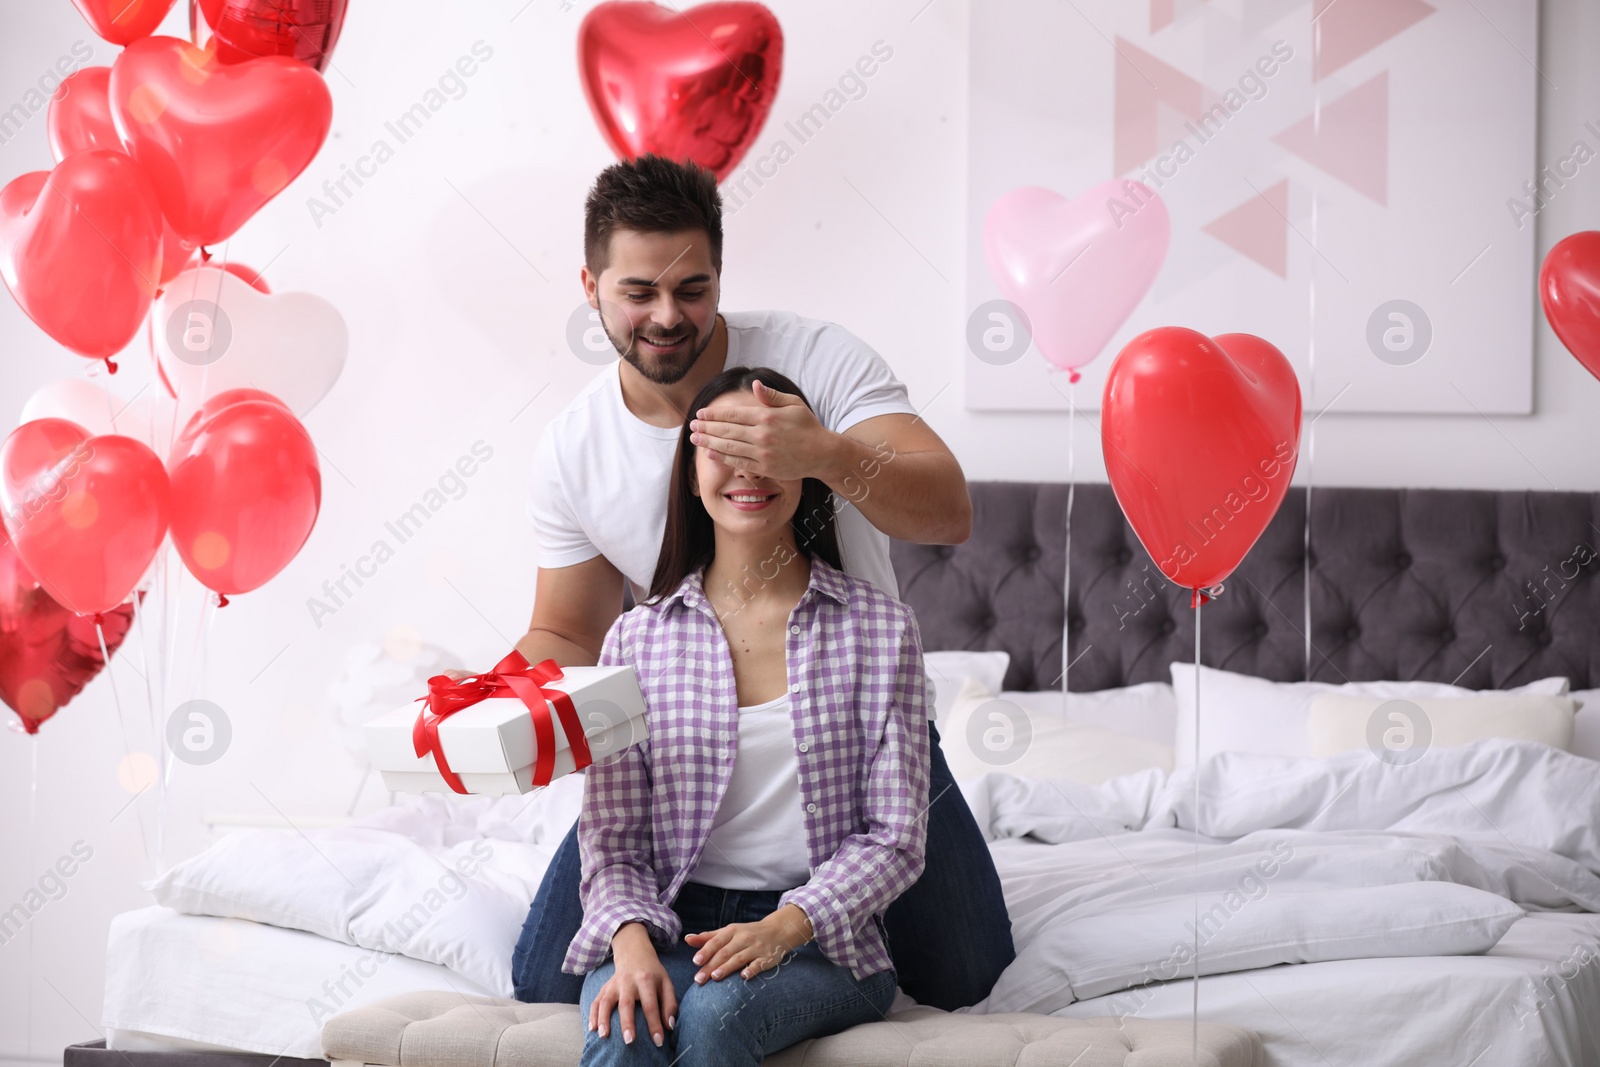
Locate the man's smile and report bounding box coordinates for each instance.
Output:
[638,332,688,354]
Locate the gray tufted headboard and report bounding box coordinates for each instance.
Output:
[888,482,1600,693]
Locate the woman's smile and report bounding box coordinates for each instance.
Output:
[723,490,778,511]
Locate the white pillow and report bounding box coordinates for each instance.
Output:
[1308,693,1576,758]
[139,779,589,996]
[923,650,1011,724]
[1170,663,1570,766]
[1561,690,1600,762]
[1059,681,1176,745]
[941,678,1174,784]
[1056,883,1516,1004]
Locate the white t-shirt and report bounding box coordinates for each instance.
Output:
[526,308,918,601]
[688,692,811,891]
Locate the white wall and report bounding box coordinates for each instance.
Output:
[0,0,1595,1059]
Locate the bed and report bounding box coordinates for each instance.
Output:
[87,481,1600,1066]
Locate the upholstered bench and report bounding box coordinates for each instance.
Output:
[322,991,1263,1066]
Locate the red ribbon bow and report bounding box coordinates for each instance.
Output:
[412,650,594,794]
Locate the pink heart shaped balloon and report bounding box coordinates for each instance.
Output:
[984,180,1170,381]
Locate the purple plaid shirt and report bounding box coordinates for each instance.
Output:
[560,553,932,982]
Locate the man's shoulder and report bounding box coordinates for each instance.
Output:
[724,308,864,353]
[723,310,884,420]
[724,307,817,332]
[538,366,618,449]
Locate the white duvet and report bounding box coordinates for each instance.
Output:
[958,738,1600,1015]
[139,738,1600,1027]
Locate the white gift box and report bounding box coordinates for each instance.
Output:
[364,664,647,796]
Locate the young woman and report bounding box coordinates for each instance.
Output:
[561,366,932,1067]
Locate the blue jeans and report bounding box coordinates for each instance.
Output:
[578,881,897,1067]
[512,721,1015,1011]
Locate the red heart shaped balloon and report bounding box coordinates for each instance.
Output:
[168,397,320,596]
[0,419,171,618]
[49,68,199,285]
[201,0,350,72]
[110,36,333,247]
[0,151,165,361]
[578,1,783,182]
[70,0,179,45]
[48,67,120,159]
[1540,231,1600,382]
[1102,328,1302,596]
[0,526,137,734]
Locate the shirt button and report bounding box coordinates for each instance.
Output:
[790,625,800,634]
[806,803,817,813]
[790,683,800,692]
[798,742,809,752]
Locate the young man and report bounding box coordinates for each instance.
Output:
[504,153,1014,1011]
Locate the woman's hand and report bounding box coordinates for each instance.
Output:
[684,903,814,983]
[590,923,676,1047]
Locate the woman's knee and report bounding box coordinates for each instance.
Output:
[579,979,672,1067]
[856,967,898,1020]
[580,1015,673,1067]
[671,976,766,1047]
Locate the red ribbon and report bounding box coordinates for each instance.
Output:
[412,650,593,794]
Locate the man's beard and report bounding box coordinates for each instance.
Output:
[607,310,716,385]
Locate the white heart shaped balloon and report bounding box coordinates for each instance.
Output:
[20,378,178,460]
[154,265,347,417]
[20,378,119,436]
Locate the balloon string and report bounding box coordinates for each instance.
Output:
[194,241,231,414]
[183,593,218,710]
[145,308,156,407]
[156,545,176,874]
[97,617,152,871]
[131,590,158,745]
[165,239,233,420]
[1192,594,1202,1066]
[162,547,185,774]
[132,573,168,874]
[27,734,37,1058]
[1304,14,1322,682]
[202,594,219,693]
[1062,375,1076,714]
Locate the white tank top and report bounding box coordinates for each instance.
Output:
[688,692,812,891]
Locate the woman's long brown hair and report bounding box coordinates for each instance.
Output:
[645,366,843,605]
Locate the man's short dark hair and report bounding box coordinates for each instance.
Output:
[583,154,723,278]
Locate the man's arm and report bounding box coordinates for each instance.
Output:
[514,553,627,667]
[821,412,972,546]
[444,555,622,679]
[691,390,972,547]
